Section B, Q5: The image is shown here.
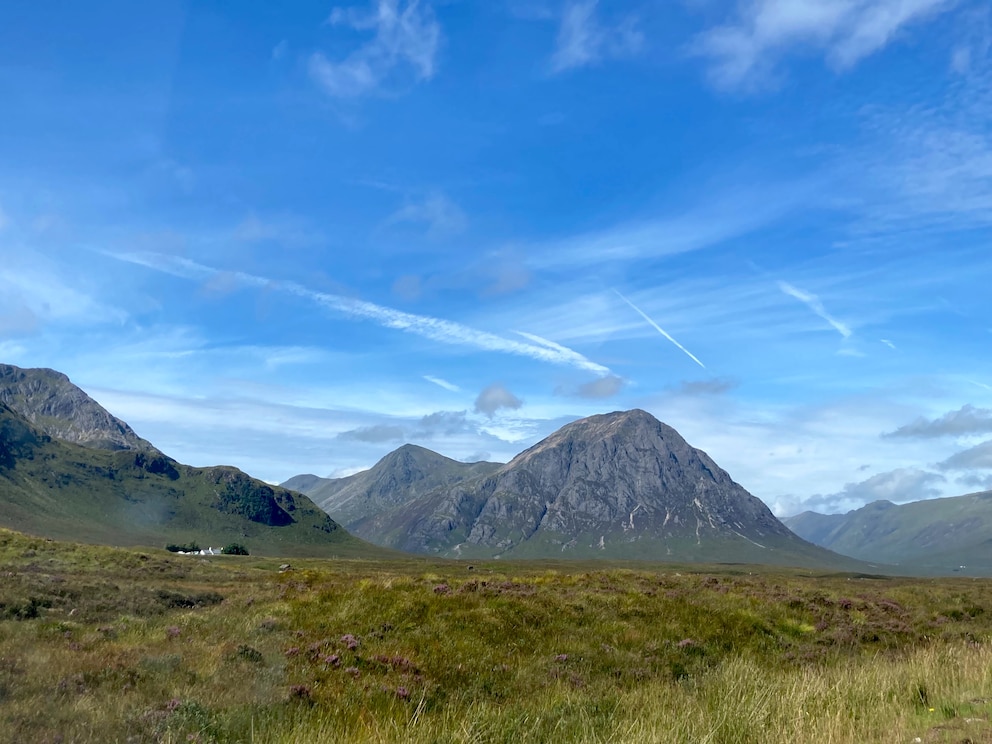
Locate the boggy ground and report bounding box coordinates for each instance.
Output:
[2,528,992,743]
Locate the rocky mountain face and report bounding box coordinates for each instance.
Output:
[283,444,501,531]
[0,364,155,452]
[783,493,992,574]
[289,410,862,567]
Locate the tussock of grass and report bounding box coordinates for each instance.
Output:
[2,528,992,742]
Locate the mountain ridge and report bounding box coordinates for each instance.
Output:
[0,363,155,452]
[0,381,384,558]
[287,409,869,569]
[783,492,992,573]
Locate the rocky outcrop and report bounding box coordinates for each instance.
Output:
[0,364,155,452]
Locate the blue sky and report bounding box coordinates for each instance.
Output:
[2,0,991,515]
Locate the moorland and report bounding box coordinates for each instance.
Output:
[3,528,992,744]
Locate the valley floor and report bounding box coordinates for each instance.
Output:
[2,529,992,743]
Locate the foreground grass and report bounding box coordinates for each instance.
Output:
[2,530,992,743]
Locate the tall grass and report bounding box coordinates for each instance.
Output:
[1,529,991,743]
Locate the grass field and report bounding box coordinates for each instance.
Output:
[3,528,992,743]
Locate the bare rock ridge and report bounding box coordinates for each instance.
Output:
[289,409,855,565]
[0,364,155,452]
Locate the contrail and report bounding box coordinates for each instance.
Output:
[106,251,612,375]
[778,281,852,339]
[613,289,705,369]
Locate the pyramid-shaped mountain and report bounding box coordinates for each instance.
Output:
[290,410,866,567]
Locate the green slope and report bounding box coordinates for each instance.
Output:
[0,402,388,558]
[783,493,992,574]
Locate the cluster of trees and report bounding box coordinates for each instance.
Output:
[164,542,250,555]
[165,542,200,553]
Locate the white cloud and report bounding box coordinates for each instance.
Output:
[474,382,523,417]
[576,374,625,399]
[550,0,643,73]
[693,0,955,90]
[801,467,947,514]
[310,0,440,98]
[938,439,992,470]
[336,424,407,442]
[386,191,466,236]
[885,404,992,438]
[778,281,852,338]
[423,375,460,392]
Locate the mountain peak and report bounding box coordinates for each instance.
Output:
[344,408,815,561]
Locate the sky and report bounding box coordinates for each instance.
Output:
[1,0,991,517]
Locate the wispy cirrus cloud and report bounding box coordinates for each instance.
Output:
[778,281,852,339]
[105,251,612,376]
[692,0,956,90]
[549,0,643,73]
[309,0,440,98]
[854,63,992,233]
[524,180,819,271]
[423,375,460,392]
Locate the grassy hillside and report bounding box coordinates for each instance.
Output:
[3,528,992,742]
[783,493,992,574]
[0,403,388,558]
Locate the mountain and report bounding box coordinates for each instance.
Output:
[780,510,847,547]
[0,401,379,559]
[283,444,502,530]
[289,410,867,568]
[0,364,155,452]
[783,493,992,573]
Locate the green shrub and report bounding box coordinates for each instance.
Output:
[165,542,200,553]
[221,543,249,555]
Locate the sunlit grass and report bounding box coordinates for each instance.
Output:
[2,528,992,742]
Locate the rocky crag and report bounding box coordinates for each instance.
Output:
[0,364,155,452]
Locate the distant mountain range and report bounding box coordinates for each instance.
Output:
[10,360,987,573]
[284,409,867,568]
[783,493,992,574]
[0,365,379,558]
